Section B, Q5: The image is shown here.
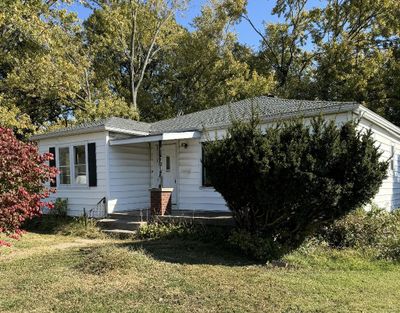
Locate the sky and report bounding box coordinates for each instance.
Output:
[68,0,321,50]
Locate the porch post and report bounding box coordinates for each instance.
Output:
[158,140,163,188]
[149,139,172,216]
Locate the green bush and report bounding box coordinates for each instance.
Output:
[50,198,68,217]
[203,115,388,260]
[59,216,105,239]
[137,221,229,242]
[137,222,190,239]
[378,239,400,261]
[228,229,286,260]
[323,207,400,261]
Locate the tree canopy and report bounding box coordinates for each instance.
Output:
[0,0,399,137]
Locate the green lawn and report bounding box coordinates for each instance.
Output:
[1,232,400,313]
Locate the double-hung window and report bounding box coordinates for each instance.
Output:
[74,145,87,184]
[58,144,87,186]
[59,147,71,185]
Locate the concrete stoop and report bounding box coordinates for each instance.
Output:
[98,210,235,234]
[98,212,148,234]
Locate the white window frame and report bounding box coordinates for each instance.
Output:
[56,143,89,188]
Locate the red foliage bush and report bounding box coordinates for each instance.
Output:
[0,128,58,245]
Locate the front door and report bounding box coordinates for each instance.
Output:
[162,144,177,205]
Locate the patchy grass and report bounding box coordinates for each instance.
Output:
[1,232,400,313]
[24,215,106,239]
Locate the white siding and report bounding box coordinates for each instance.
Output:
[150,140,228,211]
[171,112,353,212]
[358,117,400,210]
[176,139,227,211]
[37,131,108,216]
[108,143,151,212]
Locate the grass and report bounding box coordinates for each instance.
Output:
[1,229,400,312]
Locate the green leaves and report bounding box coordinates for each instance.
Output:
[203,115,388,257]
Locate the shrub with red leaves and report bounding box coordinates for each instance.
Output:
[0,128,58,245]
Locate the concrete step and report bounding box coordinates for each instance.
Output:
[155,215,235,227]
[102,229,137,235]
[98,219,147,231]
[108,211,150,221]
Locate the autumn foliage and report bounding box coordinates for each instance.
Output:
[0,128,58,245]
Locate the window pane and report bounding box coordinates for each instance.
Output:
[166,156,171,172]
[59,147,70,167]
[59,166,71,185]
[202,144,212,187]
[74,145,87,184]
[74,145,86,165]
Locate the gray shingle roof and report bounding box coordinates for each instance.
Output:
[31,97,359,140]
[31,117,151,140]
[150,97,358,133]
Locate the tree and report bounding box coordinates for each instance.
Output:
[84,0,187,111]
[0,128,58,246]
[241,0,317,94]
[0,0,89,130]
[203,115,388,259]
[245,0,400,124]
[138,0,276,121]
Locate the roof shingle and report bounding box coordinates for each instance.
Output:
[31,97,359,140]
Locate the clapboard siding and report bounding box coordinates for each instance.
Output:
[173,112,353,212]
[175,139,227,211]
[108,143,150,212]
[37,131,108,216]
[358,117,400,210]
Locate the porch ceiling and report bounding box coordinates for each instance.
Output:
[109,131,202,146]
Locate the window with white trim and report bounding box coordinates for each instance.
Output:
[74,145,87,184]
[58,144,87,186]
[59,147,71,185]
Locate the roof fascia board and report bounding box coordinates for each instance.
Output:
[105,126,149,136]
[30,125,150,141]
[355,105,400,138]
[30,126,106,141]
[109,131,201,146]
[110,135,163,145]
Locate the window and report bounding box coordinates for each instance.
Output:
[74,145,87,184]
[58,144,87,186]
[59,147,71,185]
[166,156,171,172]
[202,145,213,187]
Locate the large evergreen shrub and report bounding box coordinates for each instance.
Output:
[203,116,388,259]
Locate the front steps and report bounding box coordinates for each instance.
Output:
[98,210,234,234]
[98,212,148,233]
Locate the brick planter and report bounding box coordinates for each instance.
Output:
[149,188,173,216]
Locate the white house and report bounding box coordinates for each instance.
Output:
[31,97,400,216]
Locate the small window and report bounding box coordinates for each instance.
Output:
[202,145,213,187]
[59,147,71,185]
[166,156,171,172]
[74,145,87,184]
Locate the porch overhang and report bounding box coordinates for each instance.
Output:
[109,131,202,146]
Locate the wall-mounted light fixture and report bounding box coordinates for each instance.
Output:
[181,142,188,149]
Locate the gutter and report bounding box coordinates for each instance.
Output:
[30,126,150,141]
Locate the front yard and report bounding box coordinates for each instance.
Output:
[1,231,400,313]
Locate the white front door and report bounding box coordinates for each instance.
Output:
[162,144,177,204]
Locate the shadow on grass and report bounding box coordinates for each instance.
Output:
[120,237,257,266]
[23,215,76,234]
[24,216,257,266]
